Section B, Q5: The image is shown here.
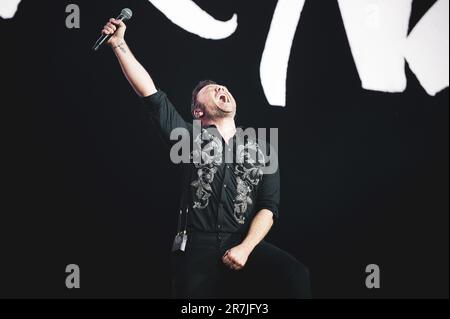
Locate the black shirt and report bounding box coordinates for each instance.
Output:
[142,91,280,234]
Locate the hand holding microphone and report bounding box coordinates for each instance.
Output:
[93,8,133,51]
[93,8,158,97]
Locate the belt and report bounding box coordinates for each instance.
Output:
[187,230,246,250]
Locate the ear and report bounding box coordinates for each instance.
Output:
[193,109,204,119]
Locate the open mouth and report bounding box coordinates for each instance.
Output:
[217,93,230,103]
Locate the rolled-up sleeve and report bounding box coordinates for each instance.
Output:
[255,164,280,222]
[141,91,191,144]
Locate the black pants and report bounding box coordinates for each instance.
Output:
[171,231,311,299]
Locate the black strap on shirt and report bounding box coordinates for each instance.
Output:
[176,164,191,235]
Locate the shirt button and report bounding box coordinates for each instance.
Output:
[224,184,227,188]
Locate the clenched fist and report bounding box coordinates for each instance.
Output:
[101,18,127,47]
[222,244,253,271]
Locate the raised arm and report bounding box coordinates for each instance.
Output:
[101,18,191,143]
[102,18,157,97]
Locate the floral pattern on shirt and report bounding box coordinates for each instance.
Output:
[190,129,223,209]
[190,130,266,224]
[233,139,266,224]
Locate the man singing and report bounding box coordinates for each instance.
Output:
[101,18,311,299]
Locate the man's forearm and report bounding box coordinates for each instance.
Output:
[240,209,274,252]
[112,41,157,97]
[222,209,275,270]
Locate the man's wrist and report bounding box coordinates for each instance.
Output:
[240,241,256,254]
[111,40,126,50]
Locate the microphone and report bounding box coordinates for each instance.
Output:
[93,8,133,51]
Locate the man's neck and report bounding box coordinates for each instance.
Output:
[202,117,237,145]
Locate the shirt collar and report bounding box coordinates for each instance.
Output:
[202,125,245,146]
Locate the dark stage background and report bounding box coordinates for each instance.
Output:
[1,0,448,298]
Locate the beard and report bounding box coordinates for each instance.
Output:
[208,107,231,119]
[202,102,235,120]
[196,98,236,121]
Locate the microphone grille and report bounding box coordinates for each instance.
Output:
[121,8,133,21]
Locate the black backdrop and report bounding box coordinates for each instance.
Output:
[1,0,448,298]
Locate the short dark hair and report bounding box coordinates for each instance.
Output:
[191,80,217,115]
